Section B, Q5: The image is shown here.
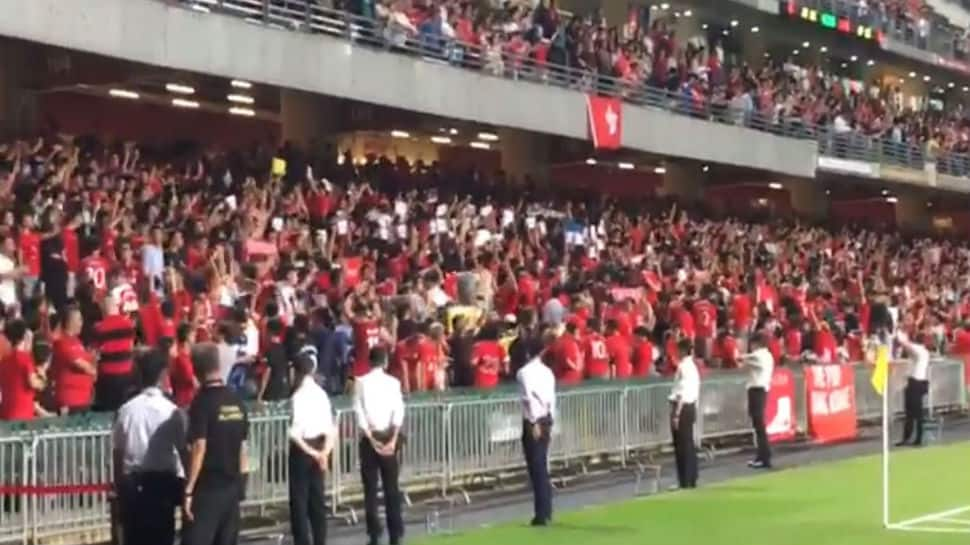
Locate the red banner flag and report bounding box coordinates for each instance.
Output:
[766,368,797,443]
[587,95,622,149]
[805,364,858,443]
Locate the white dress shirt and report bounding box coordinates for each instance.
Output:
[354,368,405,433]
[290,376,337,441]
[902,340,930,381]
[516,356,556,423]
[669,356,700,404]
[743,348,775,391]
[112,387,186,477]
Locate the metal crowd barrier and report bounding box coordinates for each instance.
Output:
[170,0,970,177]
[0,359,965,544]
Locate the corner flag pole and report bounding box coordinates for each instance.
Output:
[881,369,890,528]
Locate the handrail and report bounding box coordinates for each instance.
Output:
[175,0,970,179]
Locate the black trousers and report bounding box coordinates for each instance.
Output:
[289,439,327,545]
[118,471,182,545]
[94,373,134,412]
[181,479,242,545]
[359,437,403,544]
[902,378,930,445]
[522,418,553,523]
[670,403,697,488]
[748,387,771,466]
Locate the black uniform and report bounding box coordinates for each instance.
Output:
[182,382,249,545]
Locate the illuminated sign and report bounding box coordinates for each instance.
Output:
[783,1,884,45]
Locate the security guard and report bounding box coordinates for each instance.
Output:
[515,331,556,526]
[669,338,700,489]
[112,349,186,545]
[353,347,405,545]
[182,343,250,545]
[896,330,930,447]
[289,352,337,545]
[741,332,775,469]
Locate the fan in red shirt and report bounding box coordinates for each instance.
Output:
[0,320,45,421]
[52,307,97,414]
[169,323,199,408]
[394,326,440,392]
[553,323,584,385]
[17,215,40,289]
[62,213,82,279]
[80,247,111,297]
[631,326,655,378]
[714,329,740,369]
[732,288,754,342]
[693,290,717,360]
[582,319,610,380]
[470,325,508,389]
[346,298,384,378]
[605,319,633,379]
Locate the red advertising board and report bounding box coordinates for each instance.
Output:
[805,364,858,443]
[586,95,622,150]
[766,368,797,443]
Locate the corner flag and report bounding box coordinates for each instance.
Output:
[871,344,890,396]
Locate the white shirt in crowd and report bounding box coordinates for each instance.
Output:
[0,252,17,308]
[898,335,930,381]
[112,387,186,477]
[743,347,775,391]
[289,376,336,441]
[669,355,700,404]
[354,368,405,433]
[516,356,556,423]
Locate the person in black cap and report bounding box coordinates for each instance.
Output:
[353,346,405,545]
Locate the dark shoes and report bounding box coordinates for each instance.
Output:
[531,517,550,527]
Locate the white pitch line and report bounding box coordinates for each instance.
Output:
[894,505,970,528]
[888,525,970,534]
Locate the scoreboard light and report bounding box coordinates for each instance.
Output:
[783,1,885,45]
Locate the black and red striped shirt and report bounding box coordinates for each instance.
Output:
[95,314,136,376]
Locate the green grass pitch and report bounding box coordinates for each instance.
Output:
[417,442,970,545]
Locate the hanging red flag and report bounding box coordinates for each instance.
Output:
[586,95,622,150]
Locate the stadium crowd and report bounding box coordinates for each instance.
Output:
[0,132,967,421]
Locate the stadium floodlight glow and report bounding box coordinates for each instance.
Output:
[231,80,252,89]
[802,41,810,48]
[108,89,140,100]
[618,162,635,170]
[722,30,730,36]
[769,182,783,190]
[949,82,956,89]
[908,71,916,78]
[165,83,195,95]
[881,189,889,195]
[477,132,499,142]
[430,136,452,144]
[850,55,858,62]
[586,158,597,165]
[172,98,200,109]
[227,94,254,104]
[660,3,669,9]
[702,165,710,172]
[730,20,739,27]
[751,26,759,33]
[683,9,692,17]
[820,46,828,53]
[701,23,708,30]
[653,166,666,174]
[390,130,410,139]
[841,63,847,69]
[886,196,898,203]
[923,75,931,82]
[964,86,969,92]
[793,49,800,55]
[449,128,459,135]
[470,141,491,150]
[228,107,255,117]
[867,59,875,66]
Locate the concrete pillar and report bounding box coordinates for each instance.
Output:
[786,179,827,220]
[0,41,37,137]
[895,191,931,233]
[498,128,549,184]
[280,89,341,157]
[659,162,704,203]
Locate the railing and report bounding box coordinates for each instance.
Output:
[171,0,970,180]
[0,359,964,544]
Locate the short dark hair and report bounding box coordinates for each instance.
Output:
[369,346,389,368]
[191,342,220,379]
[176,322,193,344]
[138,349,169,387]
[293,352,316,378]
[4,319,28,346]
[677,337,694,356]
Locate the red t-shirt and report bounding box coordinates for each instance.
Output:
[693,300,717,339]
[716,335,739,368]
[170,346,196,408]
[18,229,40,276]
[583,333,610,379]
[632,340,654,377]
[554,334,584,385]
[495,283,518,317]
[732,294,753,329]
[352,319,382,377]
[606,308,634,340]
[814,328,838,363]
[470,340,506,389]
[518,274,538,309]
[139,300,163,347]
[606,333,633,379]
[953,328,970,355]
[784,328,803,358]
[0,349,36,420]
[53,336,94,409]
[81,256,110,295]
[62,227,80,273]
[676,308,696,339]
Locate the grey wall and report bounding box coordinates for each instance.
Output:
[0,0,816,177]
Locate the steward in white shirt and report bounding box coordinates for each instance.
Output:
[740,333,775,469]
[288,353,336,545]
[353,347,405,545]
[112,350,187,545]
[516,332,557,527]
[895,330,930,447]
[669,338,700,489]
